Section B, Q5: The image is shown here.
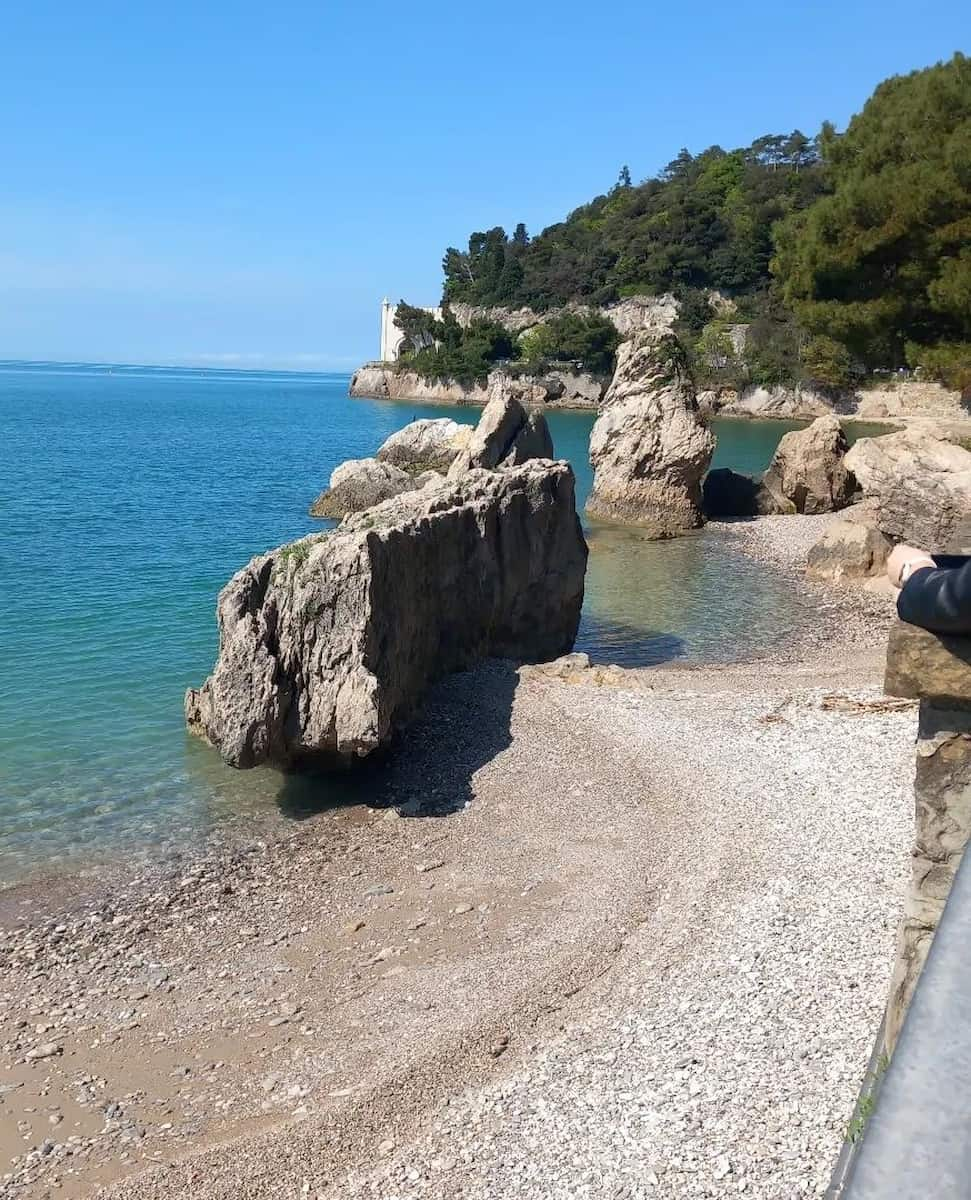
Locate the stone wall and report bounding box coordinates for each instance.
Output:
[883,623,971,1052]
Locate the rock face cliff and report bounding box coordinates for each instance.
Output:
[186,461,587,769]
[349,365,605,410]
[586,332,715,536]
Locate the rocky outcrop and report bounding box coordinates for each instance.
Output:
[349,366,493,406]
[448,387,553,478]
[702,468,790,518]
[309,458,430,519]
[721,385,835,421]
[186,461,587,769]
[718,379,967,423]
[844,428,971,552]
[349,365,604,410]
[448,294,678,339]
[586,332,715,535]
[760,415,855,515]
[805,502,894,583]
[376,418,471,473]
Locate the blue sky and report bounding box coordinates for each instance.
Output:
[0,1,967,370]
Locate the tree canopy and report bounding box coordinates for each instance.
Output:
[773,52,971,388]
[441,132,829,312]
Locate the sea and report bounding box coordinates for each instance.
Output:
[0,361,866,886]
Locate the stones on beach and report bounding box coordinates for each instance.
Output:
[760,415,855,515]
[843,427,971,552]
[186,460,587,769]
[25,1043,62,1062]
[586,331,715,536]
[805,501,893,584]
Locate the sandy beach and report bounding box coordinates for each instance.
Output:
[0,515,913,1200]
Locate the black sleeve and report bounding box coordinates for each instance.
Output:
[897,560,971,635]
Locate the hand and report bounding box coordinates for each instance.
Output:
[887,543,936,588]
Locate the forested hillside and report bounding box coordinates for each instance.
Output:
[429,53,970,391]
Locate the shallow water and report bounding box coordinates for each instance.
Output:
[0,363,877,883]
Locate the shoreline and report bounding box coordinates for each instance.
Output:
[0,514,913,1200]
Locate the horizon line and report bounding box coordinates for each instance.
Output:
[0,356,356,377]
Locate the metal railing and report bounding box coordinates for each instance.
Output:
[841,847,971,1197]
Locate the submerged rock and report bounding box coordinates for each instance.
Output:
[186,461,587,769]
[844,428,971,552]
[586,331,715,536]
[309,457,422,519]
[760,415,855,514]
[447,386,553,478]
[376,418,471,473]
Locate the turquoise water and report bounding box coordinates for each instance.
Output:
[0,362,831,884]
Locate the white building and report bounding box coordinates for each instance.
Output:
[380,298,442,362]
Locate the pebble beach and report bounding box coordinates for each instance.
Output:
[0,513,913,1200]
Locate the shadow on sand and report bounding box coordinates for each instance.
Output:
[273,659,520,822]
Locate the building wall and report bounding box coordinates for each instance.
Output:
[380,300,442,362]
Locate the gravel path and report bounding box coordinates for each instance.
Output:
[0,518,914,1200]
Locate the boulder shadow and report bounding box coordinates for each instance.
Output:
[273,659,519,821]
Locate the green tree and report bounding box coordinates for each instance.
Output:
[800,335,854,389]
[772,53,971,380]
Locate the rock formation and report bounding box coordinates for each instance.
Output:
[376,418,471,473]
[844,428,971,551]
[448,387,553,478]
[702,468,790,518]
[586,331,715,536]
[309,458,430,519]
[760,415,855,515]
[349,365,605,410]
[187,461,587,769]
[805,502,894,584]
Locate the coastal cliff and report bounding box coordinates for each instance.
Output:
[349,364,606,410]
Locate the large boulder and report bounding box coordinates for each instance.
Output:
[376,418,471,473]
[702,468,792,518]
[309,457,425,519]
[186,461,587,769]
[760,415,855,514]
[844,428,971,552]
[448,387,553,478]
[806,502,894,583]
[586,331,715,536]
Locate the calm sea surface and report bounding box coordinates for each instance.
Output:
[0,362,872,884]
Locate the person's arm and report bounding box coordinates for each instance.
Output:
[896,557,971,635]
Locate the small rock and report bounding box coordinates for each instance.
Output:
[453,903,473,915]
[416,860,445,874]
[26,1043,62,1062]
[378,1138,396,1156]
[489,1034,510,1058]
[364,884,394,897]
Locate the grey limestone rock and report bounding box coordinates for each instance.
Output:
[187,461,587,769]
[586,331,715,536]
[760,415,855,515]
[309,457,420,519]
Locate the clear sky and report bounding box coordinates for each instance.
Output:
[1,1,967,370]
